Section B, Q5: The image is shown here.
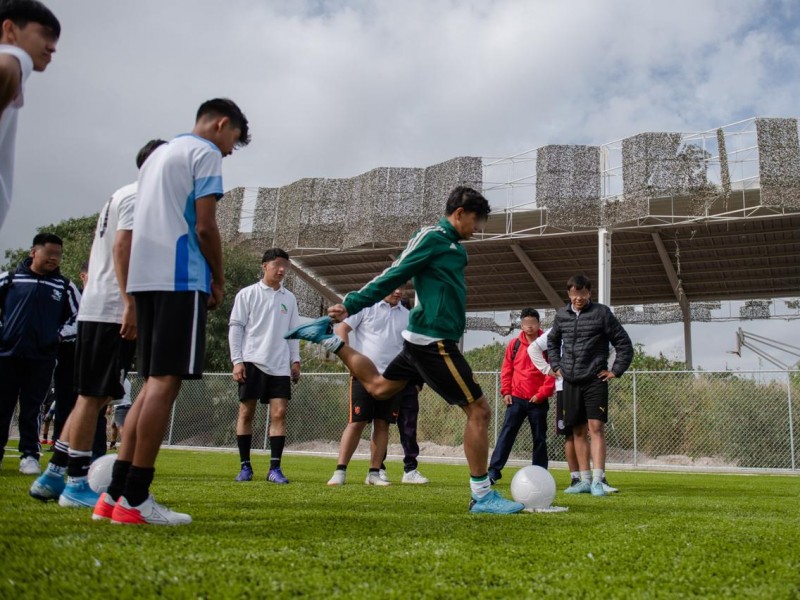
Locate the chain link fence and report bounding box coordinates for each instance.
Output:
[7,370,799,473]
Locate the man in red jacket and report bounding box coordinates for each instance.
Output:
[488,308,555,484]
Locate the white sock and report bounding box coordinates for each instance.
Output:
[580,470,591,482]
[592,468,605,483]
[470,475,491,499]
[570,471,580,480]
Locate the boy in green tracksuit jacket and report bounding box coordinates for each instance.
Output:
[287,186,524,514]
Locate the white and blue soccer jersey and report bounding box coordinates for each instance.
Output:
[127,134,223,294]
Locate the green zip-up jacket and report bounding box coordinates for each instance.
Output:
[342,217,467,341]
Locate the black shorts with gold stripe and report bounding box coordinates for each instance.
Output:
[383,340,483,407]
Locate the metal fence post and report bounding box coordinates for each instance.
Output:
[787,372,796,471]
[493,372,499,447]
[632,371,638,467]
[167,398,177,446]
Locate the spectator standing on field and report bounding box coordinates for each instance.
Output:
[327,288,428,487]
[547,274,633,497]
[488,308,554,484]
[0,232,79,474]
[529,328,620,494]
[228,248,300,485]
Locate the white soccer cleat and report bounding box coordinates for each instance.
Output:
[327,469,346,486]
[401,469,430,484]
[378,468,390,483]
[365,472,391,486]
[19,456,42,475]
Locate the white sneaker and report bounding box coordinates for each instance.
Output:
[365,472,391,486]
[111,494,192,526]
[378,468,390,483]
[19,456,42,475]
[601,478,619,494]
[327,469,346,486]
[401,469,430,484]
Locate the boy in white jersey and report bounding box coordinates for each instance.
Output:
[0,0,59,231]
[30,140,167,507]
[229,248,301,484]
[98,99,250,526]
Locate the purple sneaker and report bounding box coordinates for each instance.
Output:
[235,464,253,482]
[267,467,289,484]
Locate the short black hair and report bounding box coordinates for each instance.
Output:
[80,260,89,273]
[262,248,289,263]
[520,308,540,321]
[445,186,491,219]
[567,274,591,291]
[0,0,60,38]
[32,232,62,247]
[196,98,251,147]
[136,139,167,169]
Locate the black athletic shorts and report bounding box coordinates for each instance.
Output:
[74,321,136,399]
[383,340,483,407]
[563,377,609,426]
[349,378,400,424]
[134,291,208,380]
[554,390,573,437]
[238,362,291,402]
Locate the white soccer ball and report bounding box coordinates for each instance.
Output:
[510,465,556,509]
[88,453,117,493]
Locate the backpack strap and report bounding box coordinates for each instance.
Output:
[511,338,521,361]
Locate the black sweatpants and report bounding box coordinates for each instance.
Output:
[0,356,56,460]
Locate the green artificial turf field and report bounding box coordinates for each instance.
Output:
[1,450,798,599]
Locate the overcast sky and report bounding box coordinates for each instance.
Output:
[3,0,799,370]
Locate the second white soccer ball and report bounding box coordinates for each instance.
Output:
[510,465,556,509]
[88,453,117,493]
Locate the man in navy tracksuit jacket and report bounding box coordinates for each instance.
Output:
[0,233,79,473]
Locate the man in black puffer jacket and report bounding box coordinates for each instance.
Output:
[547,274,632,497]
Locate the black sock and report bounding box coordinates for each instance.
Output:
[269,436,285,469]
[336,464,347,472]
[67,454,92,479]
[106,460,131,501]
[123,466,155,507]
[237,434,252,464]
[369,468,379,474]
[51,440,69,468]
[241,459,252,469]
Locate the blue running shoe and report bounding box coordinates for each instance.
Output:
[590,479,607,497]
[267,467,290,484]
[564,480,591,494]
[235,464,253,482]
[284,317,343,353]
[58,479,101,508]
[469,490,524,514]
[29,470,66,502]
